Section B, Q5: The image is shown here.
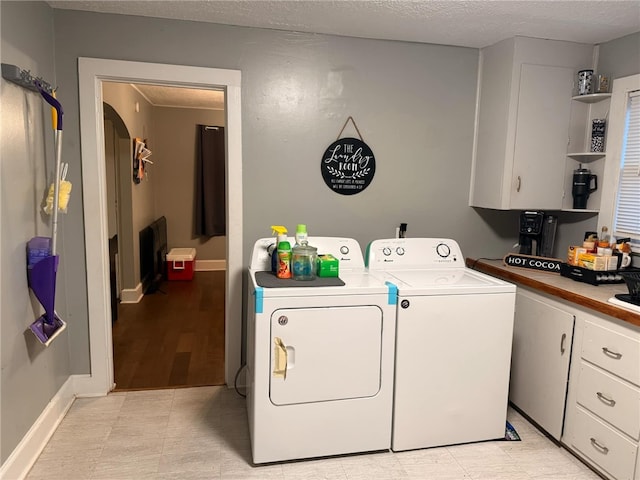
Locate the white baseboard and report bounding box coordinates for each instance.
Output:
[120,283,143,303]
[196,259,226,271]
[73,373,113,398]
[0,376,76,480]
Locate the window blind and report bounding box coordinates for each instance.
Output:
[613,89,640,242]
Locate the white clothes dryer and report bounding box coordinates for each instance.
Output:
[367,238,516,451]
[246,237,397,464]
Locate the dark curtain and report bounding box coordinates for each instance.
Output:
[195,125,226,237]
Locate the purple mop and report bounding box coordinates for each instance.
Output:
[28,254,66,345]
[27,84,67,346]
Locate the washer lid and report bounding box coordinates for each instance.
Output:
[385,268,515,295]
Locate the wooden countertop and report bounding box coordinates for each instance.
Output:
[467,258,640,328]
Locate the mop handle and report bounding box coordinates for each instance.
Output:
[38,84,64,255]
[50,131,63,255]
[37,84,63,130]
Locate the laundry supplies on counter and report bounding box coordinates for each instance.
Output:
[317,254,339,277]
[270,226,292,279]
[276,231,292,279]
[292,244,317,281]
[292,224,317,281]
[294,223,308,247]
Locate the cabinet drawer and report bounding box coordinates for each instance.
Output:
[582,321,640,385]
[571,406,638,480]
[577,362,640,440]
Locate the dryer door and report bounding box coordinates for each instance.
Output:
[270,305,383,406]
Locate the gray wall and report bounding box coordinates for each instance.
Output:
[598,31,640,82]
[152,106,226,259]
[49,9,513,374]
[103,82,156,290]
[0,0,72,464]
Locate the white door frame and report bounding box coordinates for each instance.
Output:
[77,58,243,395]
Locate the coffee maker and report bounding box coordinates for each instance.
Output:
[519,211,557,257]
[572,166,598,209]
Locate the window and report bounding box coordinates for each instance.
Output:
[613,90,640,243]
[598,74,640,252]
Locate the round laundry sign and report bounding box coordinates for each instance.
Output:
[321,137,376,195]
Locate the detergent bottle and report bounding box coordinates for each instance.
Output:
[270,226,285,274]
[295,224,308,247]
[271,226,292,279]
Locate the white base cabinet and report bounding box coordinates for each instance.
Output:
[509,288,575,440]
[563,310,640,480]
[510,287,640,479]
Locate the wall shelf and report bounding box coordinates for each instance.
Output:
[561,208,599,213]
[571,93,612,104]
[566,152,606,162]
[563,90,612,211]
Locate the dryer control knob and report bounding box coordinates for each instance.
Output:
[436,243,451,258]
[396,247,405,256]
[383,247,392,256]
[340,246,349,255]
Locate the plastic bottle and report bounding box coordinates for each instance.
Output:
[277,237,292,279]
[295,224,308,246]
[270,226,287,274]
[599,226,610,247]
[274,227,292,279]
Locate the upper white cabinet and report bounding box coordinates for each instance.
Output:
[469,37,594,210]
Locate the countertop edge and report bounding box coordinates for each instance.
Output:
[466,258,640,328]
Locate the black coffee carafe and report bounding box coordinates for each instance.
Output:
[572,166,597,209]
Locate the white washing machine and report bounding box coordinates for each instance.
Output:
[367,238,516,451]
[246,237,397,464]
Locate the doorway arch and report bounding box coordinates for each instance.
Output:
[77,58,242,395]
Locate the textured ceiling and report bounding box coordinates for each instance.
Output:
[50,1,640,108]
[48,0,640,48]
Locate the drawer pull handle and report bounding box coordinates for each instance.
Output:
[590,437,609,454]
[602,347,622,359]
[516,176,522,192]
[560,333,567,354]
[596,392,616,407]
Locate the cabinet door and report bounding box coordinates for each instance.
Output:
[510,64,574,210]
[510,289,575,439]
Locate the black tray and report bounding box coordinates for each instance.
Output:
[559,263,626,286]
[619,270,640,299]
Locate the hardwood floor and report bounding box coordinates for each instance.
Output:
[112,271,225,391]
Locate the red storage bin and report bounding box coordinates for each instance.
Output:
[167,248,196,280]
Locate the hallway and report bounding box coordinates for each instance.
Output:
[112,271,225,390]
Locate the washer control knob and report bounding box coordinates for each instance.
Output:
[436,243,451,258]
[396,247,405,256]
[383,247,392,256]
[340,246,349,255]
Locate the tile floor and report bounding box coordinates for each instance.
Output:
[26,386,602,480]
